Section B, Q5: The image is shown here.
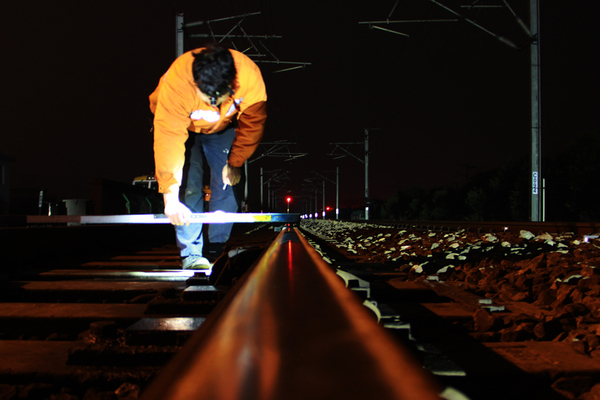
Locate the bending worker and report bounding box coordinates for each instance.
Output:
[149,45,267,270]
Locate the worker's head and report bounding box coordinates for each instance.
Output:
[192,46,236,106]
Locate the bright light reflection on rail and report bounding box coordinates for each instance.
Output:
[288,240,294,302]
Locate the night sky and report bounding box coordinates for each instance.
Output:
[1,1,598,212]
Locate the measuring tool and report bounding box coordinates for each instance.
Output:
[26,212,301,225]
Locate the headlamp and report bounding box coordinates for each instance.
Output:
[207,91,221,106]
[206,87,234,106]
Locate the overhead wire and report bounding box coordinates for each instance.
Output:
[362,0,438,107]
[409,1,484,89]
[367,0,502,104]
[408,2,482,88]
[416,1,520,93]
[356,0,507,159]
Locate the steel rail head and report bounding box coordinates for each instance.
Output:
[140,227,443,400]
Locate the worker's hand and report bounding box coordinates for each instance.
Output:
[163,193,192,226]
[222,164,241,186]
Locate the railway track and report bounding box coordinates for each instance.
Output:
[301,219,600,400]
[0,219,599,399]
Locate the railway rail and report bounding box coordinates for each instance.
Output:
[1,217,599,399]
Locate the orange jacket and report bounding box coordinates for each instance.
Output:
[149,48,267,194]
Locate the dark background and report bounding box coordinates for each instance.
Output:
[1,1,598,216]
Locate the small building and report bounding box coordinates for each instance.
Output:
[0,155,15,214]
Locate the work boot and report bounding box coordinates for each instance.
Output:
[181,255,212,270]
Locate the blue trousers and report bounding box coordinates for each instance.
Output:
[175,125,238,258]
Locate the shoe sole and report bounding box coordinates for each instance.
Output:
[184,262,213,270]
[187,265,212,270]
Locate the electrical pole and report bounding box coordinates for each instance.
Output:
[176,13,184,57]
[311,170,338,220]
[329,129,377,221]
[336,167,339,219]
[530,0,542,221]
[364,129,370,220]
[322,180,326,219]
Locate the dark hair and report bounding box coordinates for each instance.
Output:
[192,46,236,97]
